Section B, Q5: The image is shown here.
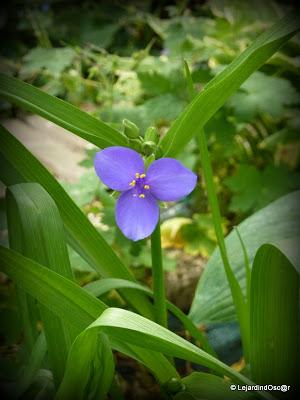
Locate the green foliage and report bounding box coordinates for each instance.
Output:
[230,71,300,121]
[190,190,300,324]
[20,47,76,78]
[250,243,299,386]
[225,164,300,213]
[0,1,299,398]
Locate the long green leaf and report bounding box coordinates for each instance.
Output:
[160,13,299,156]
[56,331,114,400]
[0,245,178,384]
[190,190,300,324]
[0,124,154,319]
[0,73,128,148]
[6,183,77,386]
[84,308,274,400]
[250,243,299,386]
[84,278,216,357]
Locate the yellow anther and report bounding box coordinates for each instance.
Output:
[139,194,145,198]
[135,172,140,179]
[140,173,146,178]
[129,180,136,187]
[144,185,150,190]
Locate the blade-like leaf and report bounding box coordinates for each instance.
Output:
[0,73,128,148]
[250,243,299,386]
[56,331,114,400]
[0,124,154,319]
[160,13,299,156]
[6,183,77,386]
[84,278,216,357]
[189,191,300,324]
[0,245,178,384]
[83,308,273,400]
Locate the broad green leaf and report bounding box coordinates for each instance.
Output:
[0,124,154,319]
[174,372,254,400]
[250,243,299,386]
[84,278,216,356]
[56,331,114,400]
[6,183,77,386]
[189,190,300,324]
[160,13,299,156]
[0,246,178,384]
[0,73,128,148]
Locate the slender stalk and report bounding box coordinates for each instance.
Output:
[151,221,168,328]
[197,129,250,362]
[234,227,251,307]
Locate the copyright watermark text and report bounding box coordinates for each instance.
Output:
[230,384,290,392]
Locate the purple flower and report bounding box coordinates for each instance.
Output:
[94,146,197,241]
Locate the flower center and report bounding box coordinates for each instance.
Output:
[129,172,150,198]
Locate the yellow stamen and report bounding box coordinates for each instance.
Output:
[139,194,145,198]
[144,185,150,190]
[129,180,136,187]
[135,172,140,179]
[140,173,146,178]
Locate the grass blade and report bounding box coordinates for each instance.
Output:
[250,243,299,386]
[0,73,128,148]
[160,13,299,157]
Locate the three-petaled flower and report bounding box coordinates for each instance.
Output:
[94,146,197,241]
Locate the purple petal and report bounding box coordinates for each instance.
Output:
[94,147,145,191]
[116,190,159,241]
[146,158,197,201]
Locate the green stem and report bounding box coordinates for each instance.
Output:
[151,221,168,328]
[197,129,250,362]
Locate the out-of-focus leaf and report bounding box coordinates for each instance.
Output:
[225,164,300,213]
[19,48,76,78]
[189,190,300,324]
[250,243,299,386]
[160,13,299,157]
[230,72,300,121]
[101,93,186,132]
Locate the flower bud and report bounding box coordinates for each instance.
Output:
[142,140,156,156]
[123,119,140,139]
[144,126,159,144]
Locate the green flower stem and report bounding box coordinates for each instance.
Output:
[151,221,168,328]
[197,129,250,362]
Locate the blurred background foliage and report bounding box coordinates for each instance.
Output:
[0,0,299,275]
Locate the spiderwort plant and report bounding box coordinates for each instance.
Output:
[94,146,197,326]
